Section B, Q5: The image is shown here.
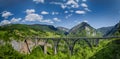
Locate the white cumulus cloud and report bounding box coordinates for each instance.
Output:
[2,11,13,19]
[10,18,22,23]
[81,3,88,8]
[25,13,43,22]
[25,9,35,14]
[24,9,54,24]
[0,17,22,25]
[51,0,79,9]
[75,10,86,14]
[0,20,11,25]
[41,11,49,15]
[53,18,61,22]
[66,0,79,8]
[33,0,44,4]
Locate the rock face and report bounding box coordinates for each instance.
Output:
[68,22,100,37]
[11,39,52,54]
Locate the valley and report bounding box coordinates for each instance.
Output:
[0,21,120,59]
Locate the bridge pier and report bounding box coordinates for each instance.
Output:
[94,39,99,47]
[43,39,48,54]
[44,44,47,54]
[53,39,60,55]
[69,45,74,55]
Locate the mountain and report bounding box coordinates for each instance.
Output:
[90,39,120,59]
[104,22,120,37]
[0,24,66,41]
[57,27,69,32]
[68,22,101,37]
[57,27,69,35]
[97,26,113,36]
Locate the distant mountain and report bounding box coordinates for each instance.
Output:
[57,27,69,32]
[104,22,120,36]
[97,26,113,36]
[57,27,69,35]
[68,22,101,37]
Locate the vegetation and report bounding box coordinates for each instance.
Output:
[0,22,120,59]
[0,43,24,59]
[1,39,119,59]
[0,24,64,41]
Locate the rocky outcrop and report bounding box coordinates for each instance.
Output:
[11,39,52,54]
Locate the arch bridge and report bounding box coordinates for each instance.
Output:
[24,36,120,55]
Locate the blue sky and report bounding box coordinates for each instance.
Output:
[0,0,120,29]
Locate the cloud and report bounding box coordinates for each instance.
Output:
[52,12,59,15]
[65,14,72,19]
[53,18,61,22]
[25,9,35,14]
[50,2,67,9]
[25,13,43,22]
[75,10,86,14]
[10,18,22,23]
[2,11,13,19]
[51,0,79,9]
[41,11,49,15]
[0,17,22,25]
[0,20,11,25]
[76,0,79,2]
[24,9,53,24]
[61,4,67,9]
[81,3,88,8]
[84,8,91,12]
[83,20,88,23]
[82,0,87,2]
[66,0,79,8]
[33,0,44,4]
[64,11,68,13]
[41,19,54,24]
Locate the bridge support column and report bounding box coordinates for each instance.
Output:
[43,39,48,54]
[54,46,57,55]
[35,39,38,46]
[69,45,74,55]
[53,39,60,55]
[95,39,99,47]
[44,44,47,54]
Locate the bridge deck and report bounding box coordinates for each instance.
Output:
[34,36,120,39]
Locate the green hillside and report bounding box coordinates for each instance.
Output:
[90,39,120,59]
[0,24,65,41]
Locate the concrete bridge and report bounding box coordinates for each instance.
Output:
[24,36,120,55]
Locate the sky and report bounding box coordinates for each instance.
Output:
[0,0,120,29]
